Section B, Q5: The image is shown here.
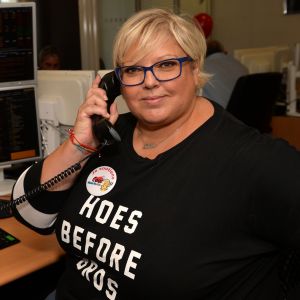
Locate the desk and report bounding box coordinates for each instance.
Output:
[271,115,300,150]
[0,206,64,286]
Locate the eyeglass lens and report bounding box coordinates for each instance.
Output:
[119,59,182,85]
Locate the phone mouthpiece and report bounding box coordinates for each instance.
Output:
[92,116,121,147]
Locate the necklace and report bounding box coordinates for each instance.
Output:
[136,124,183,150]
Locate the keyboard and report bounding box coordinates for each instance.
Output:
[0,227,20,249]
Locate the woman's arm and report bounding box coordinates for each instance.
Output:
[11,75,119,233]
[40,74,119,191]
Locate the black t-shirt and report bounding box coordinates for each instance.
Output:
[13,101,300,299]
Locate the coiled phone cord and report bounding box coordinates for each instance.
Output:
[0,151,97,212]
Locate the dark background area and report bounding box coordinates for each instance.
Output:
[35,0,81,70]
[285,0,300,14]
[0,4,79,296]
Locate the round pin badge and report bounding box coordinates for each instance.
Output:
[86,166,117,196]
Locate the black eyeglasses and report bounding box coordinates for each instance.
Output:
[115,56,193,86]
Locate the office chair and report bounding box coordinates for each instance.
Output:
[226,72,283,133]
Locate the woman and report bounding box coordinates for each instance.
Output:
[13,8,300,300]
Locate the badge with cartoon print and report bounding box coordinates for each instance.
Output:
[86,166,117,196]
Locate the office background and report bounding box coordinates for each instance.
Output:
[14,0,299,71]
[0,0,299,298]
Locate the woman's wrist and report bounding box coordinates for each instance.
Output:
[68,128,98,155]
[41,137,93,191]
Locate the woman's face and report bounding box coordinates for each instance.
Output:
[121,37,199,128]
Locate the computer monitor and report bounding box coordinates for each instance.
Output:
[0,2,37,88]
[239,51,275,74]
[283,0,300,15]
[37,70,95,125]
[286,44,300,116]
[0,85,42,195]
[234,46,292,73]
[37,70,96,155]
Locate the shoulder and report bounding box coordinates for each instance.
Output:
[205,52,227,64]
[210,101,297,159]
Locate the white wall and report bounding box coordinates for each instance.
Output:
[210,0,300,54]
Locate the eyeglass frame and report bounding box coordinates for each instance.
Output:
[114,56,193,87]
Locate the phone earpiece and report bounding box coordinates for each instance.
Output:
[92,71,122,147]
[99,72,121,113]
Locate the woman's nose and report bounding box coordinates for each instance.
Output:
[143,69,159,88]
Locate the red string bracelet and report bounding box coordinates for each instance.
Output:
[68,128,97,153]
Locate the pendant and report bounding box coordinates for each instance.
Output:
[143,143,156,149]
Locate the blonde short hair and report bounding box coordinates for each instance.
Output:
[112,8,209,88]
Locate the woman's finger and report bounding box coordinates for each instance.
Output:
[91,74,101,88]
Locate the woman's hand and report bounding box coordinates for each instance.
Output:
[72,74,119,148]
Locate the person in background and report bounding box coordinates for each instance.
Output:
[202,39,249,108]
[38,45,61,70]
[11,8,300,300]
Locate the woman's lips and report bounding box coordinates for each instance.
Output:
[142,95,165,103]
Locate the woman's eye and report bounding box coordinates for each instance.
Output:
[124,67,142,74]
[157,60,177,68]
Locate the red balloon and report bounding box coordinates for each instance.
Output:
[194,13,213,38]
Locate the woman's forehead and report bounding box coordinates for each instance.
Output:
[121,35,181,65]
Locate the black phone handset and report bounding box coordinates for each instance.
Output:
[0,72,122,213]
[92,71,122,147]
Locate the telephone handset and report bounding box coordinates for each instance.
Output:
[0,71,123,212]
[92,71,122,147]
